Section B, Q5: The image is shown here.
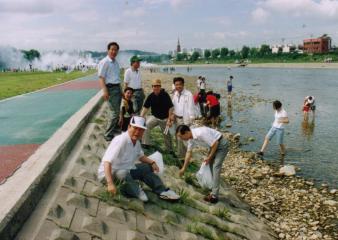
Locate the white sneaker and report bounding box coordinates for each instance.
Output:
[138,188,148,202]
[159,189,180,201]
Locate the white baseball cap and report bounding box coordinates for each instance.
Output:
[130,116,147,129]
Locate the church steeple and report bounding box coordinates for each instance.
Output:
[177,38,181,53]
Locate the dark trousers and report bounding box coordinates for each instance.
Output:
[105,86,122,140]
[117,163,167,197]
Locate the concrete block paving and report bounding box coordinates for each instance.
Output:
[25,103,276,240]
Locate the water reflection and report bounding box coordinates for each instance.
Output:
[227,101,233,121]
[301,118,315,140]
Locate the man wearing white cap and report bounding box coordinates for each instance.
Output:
[98,116,180,202]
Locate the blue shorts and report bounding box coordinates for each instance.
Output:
[227,86,232,92]
[266,127,284,144]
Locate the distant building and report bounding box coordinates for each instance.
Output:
[176,38,181,53]
[271,45,282,54]
[271,44,296,54]
[303,35,331,53]
[282,44,296,53]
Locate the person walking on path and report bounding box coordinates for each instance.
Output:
[176,125,229,204]
[97,116,180,202]
[98,42,122,141]
[171,77,196,158]
[119,87,135,132]
[124,56,144,114]
[141,79,174,153]
[227,75,233,102]
[257,100,289,157]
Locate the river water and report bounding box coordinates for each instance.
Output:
[172,66,338,187]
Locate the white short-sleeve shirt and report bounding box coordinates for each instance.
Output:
[97,132,144,180]
[98,56,120,84]
[187,127,222,151]
[272,109,288,129]
[124,67,142,89]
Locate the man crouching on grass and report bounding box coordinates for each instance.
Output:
[97,116,180,202]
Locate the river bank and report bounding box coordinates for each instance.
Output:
[159,62,338,69]
[141,69,338,240]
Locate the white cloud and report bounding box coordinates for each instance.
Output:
[123,7,147,17]
[213,32,226,40]
[260,0,338,19]
[143,0,191,8]
[251,7,269,24]
[207,16,232,26]
[0,0,54,14]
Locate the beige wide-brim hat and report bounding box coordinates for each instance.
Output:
[152,79,161,86]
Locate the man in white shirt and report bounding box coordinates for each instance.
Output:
[124,56,144,114]
[98,116,180,202]
[171,77,196,157]
[176,125,228,204]
[98,42,122,141]
[257,100,289,157]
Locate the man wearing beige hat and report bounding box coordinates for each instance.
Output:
[141,79,174,153]
[124,55,144,114]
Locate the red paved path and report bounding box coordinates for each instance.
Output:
[0,144,41,184]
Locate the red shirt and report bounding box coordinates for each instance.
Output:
[206,95,219,107]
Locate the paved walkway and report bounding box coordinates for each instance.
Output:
[0,74,100,184]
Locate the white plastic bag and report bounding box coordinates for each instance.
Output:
[148,151,164,176]
[196,162,213,189]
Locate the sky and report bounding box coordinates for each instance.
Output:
[1,0,338,53]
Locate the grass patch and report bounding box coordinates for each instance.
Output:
[0,70,96,100]
[93,118,105,124]
[215,207,230,221]
[187,222,218,240]
[170,204,188,216]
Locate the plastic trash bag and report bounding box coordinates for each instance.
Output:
[196,162,213,189]
[148,151,164,176]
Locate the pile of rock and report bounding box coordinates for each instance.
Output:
[220,133,338,240]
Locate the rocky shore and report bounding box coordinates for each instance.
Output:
[221,133,337,240]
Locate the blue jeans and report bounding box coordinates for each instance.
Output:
[105,86,122,140]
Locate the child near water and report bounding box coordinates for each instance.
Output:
[257,100,289,157]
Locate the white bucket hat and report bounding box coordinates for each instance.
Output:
[130,116,147,130]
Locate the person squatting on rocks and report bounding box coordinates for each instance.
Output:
[98,42,122,141]
[303,95,316,121]
[141,79,175,154]
[257,100,289,157]
[97,116,180,202]
[176,125,229,204]
[206,91,221,128]
[124,55,145,115]
[171,77,197,158]
[119,87,135,132]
